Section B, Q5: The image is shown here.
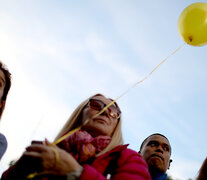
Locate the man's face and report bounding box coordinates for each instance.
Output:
[140,135,171,173]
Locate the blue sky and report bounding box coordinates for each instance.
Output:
[0,0,207,179]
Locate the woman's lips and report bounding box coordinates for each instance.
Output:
[94,118,109,125]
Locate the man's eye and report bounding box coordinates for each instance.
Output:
[149,142,156,147]
[163,146,169,151]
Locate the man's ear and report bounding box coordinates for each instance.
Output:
[0,100,5,115]
[138,150,143,156]
[0,100,5,108]
[168,159,173,169]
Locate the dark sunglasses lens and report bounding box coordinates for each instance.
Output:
[89,99,121,119]
[109,106,121,118]
[89,100,104,110]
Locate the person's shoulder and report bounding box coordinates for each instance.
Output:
[116,144,143,162]
[111,144,142,156]
[0,132,7,149]
[0,132,8,159]
[0,132,7,141]
[105,144,143,161]
[116,145,150,178]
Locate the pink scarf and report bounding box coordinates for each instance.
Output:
[57,129,111,164]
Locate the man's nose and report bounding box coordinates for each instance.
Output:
[155,145,164,153]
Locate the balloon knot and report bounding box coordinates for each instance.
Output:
[188,36,193,42]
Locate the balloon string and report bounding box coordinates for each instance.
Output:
[51,43,186,145]
[52,43,186,144]
[27,172,46,179]
[92,43,186,118]
[52,126,82,145]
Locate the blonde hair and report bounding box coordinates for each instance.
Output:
[55,94,123,156]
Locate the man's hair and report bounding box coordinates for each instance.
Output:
[0,61,12,118]
[139,133,171,154]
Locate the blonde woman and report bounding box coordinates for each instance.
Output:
[2,94,150,180]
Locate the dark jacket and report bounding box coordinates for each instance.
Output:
[151,173,167,180]
[0,133,7,160]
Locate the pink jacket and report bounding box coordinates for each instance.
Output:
[80,144,151,180]
[1,145,151,180]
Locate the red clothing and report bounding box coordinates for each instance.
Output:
[80,144,151,180]
[1,144,151,180]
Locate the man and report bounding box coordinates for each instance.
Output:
[139,133,172,180]
[0,61,11,160]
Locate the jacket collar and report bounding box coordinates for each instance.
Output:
[152,172,167,180]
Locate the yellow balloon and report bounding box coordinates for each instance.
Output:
[178,2,207,46]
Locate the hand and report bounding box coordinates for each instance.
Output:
[23,139,81,175]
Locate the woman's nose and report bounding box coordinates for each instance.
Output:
[100,107,110,117]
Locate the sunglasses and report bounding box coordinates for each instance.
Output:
[88,99,121,119]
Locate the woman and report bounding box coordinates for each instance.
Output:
[2,94,150,179]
